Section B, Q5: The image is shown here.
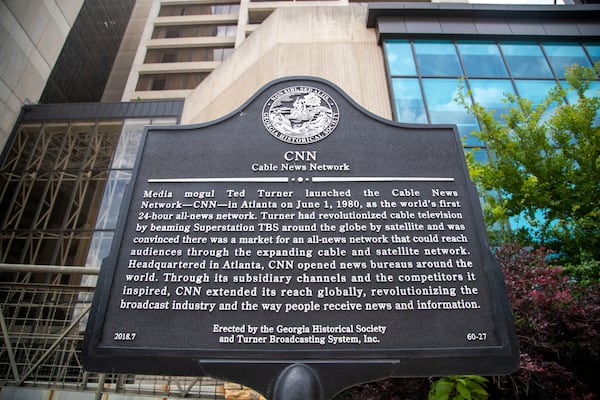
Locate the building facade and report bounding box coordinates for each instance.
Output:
[0,1,599,399]
[0,0,85,149]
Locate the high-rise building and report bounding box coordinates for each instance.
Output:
[0,1,598,399]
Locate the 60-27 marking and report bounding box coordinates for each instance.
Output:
[466,332,487,341]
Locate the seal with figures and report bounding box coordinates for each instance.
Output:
[262,86,340,144]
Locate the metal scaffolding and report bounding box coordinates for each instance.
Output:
[0,263,226,399]
[0,108,235,399]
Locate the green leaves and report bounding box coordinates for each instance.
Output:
[428,375,489,400]
[459,63,600,267]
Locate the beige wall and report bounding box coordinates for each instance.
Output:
[182,5,392,124]
[0,0,84,151]
[102,0,155,102]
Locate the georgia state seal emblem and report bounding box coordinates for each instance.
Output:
[262,86,339,144]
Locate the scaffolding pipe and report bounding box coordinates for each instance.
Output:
[0,263,100,275]
[16,303,91,386]
[0,306,21,381]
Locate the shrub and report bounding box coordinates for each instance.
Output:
[429,375,489,400]
[493,243,600,399]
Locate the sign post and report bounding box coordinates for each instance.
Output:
[83,77,519,399]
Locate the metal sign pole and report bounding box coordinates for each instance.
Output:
[272,364,323,400]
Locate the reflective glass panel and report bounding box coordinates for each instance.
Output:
[81,231,115,288]
[544,43,591,76]
[111,119,150,169]
[585,44,600,63]
[565,80,600,103]
[414,41,463,76]
[422,79,481,145]
[501,43,553,78]
[468,79,515,119]
[390,78,427,123]
[468,79,515,107]
[95,170,132,230]
[465,148,489,164]
[85,231,114,269]
[385,40,417,76]
[514,80,557,107]
[458,42,508,77]
[515,80,559,120]
[590,82,600,126]
[565,81,600,126]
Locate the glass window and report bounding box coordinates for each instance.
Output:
[111,119,150,169]
[390,78,427,124]
[211,4,240,14]
[214,47,234,61]
[136,73,208,91]
[585,44,600,63]
[422,79,480,145]
[159,4,240,16]
[145,47,233,63]
[458,41,508,77]
[565,80,600,104]
[383,40,599,144]
[152,24,237,39]
[544,43,592,75]
[465,148,489,164]
[94,171,132,230]
[151,78,166,90]
[589,81,600,126]
[514,80,557,107]
[501,43,553,78]
[565,81,600,126]
[414,41,463,77]
[385,40,417,76]
[468,79,515,118]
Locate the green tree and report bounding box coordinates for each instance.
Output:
[457,63,600,274]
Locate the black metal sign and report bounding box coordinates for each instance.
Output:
[83,77,518,399]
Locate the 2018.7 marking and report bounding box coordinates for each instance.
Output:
[114,332,137,341]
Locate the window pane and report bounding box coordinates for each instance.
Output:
[544,43,591,75]
[501,43,553,78]
[414,41,462,76]
[565,81,600,126]
[385,40,417,76]
[390,78,427,123]
[83,231,114,286]
[95,170,132,230]
[458,41,508,77]
[585,44,600,63]
[112,119,150,169]
[514,80,557,106]
[465,147,488,164]
[159,4,239,16]
[590,82,600,126]
[212,4,240,14]
[515,80,559,120]
[150,117,178,125]
[422,79,480,145]
[468,79,515,118]
[152,24,237,39]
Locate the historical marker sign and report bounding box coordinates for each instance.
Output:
[83,78,519,398]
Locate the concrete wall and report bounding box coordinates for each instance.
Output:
[0,0,84,150]
[103,0,154,102]
[182,5,392,124]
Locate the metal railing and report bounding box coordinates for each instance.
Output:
[0,263,225,399]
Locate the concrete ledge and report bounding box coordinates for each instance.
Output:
[182,5,391,124]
